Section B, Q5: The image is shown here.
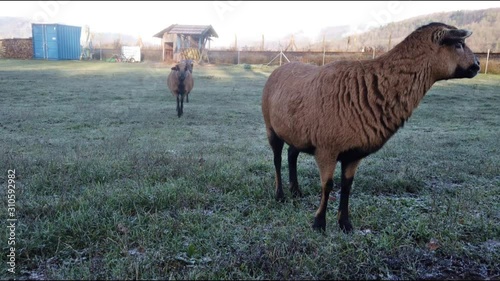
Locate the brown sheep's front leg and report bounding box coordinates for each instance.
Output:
[312,152,337,232]
[176,95,182,118]
[338,159,361,233]
[288,146,303,198]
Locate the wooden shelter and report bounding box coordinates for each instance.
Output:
[153,24,218,62]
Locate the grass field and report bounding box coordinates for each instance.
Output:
[1,59,499,280]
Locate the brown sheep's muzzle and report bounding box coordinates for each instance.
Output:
[456,56,481,78]
[467,57,481,78]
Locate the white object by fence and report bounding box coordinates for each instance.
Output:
[121,46,141,62]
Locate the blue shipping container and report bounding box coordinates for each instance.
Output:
[32,23,81,60]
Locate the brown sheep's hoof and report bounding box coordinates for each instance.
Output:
[275,189,285,202]
[339,219,353,233]
[312,216,326,232]
[290,185,303,198]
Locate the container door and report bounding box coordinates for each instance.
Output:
[57,25,81,60]
[45,25,59,60]
[32,24,46,59]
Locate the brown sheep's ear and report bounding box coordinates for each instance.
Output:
[171,66,179,71]
[439,29,472,45]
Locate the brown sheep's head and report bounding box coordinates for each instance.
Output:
[183,59,194,73]
[171,62,190,81]
[418,22,480,80]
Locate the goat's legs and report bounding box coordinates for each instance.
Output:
[312,151,337,231]
[288,146,303,198]
[338,159,361,233]
[268,129,285,202]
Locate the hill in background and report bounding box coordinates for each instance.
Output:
[0,17,32,39]
[316,8,500,52]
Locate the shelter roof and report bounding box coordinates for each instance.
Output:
[153,24,218,38]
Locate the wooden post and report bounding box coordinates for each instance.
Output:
[176,35,181,56]
[485,48,490,74]
[234,34,237,51]
[266,46,289,66]
[322,34,326,66]
[387,33,392,51]
[372,48,375,59]
[161,37,165,62]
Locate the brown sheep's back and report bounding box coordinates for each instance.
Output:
[262,61,387,155]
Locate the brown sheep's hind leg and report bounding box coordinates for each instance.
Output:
[268,130,285,202]
[338,159,361,233]
[312,152,337,232]
[180,94,184,117]
[288,146,303,198]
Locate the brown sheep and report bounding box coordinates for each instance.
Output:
[261,22,480,233]
[167,61,194,117]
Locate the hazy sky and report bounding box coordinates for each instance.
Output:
[1,1,499,46]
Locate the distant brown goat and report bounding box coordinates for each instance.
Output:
[261,22,480,233]
[167,61,194,117]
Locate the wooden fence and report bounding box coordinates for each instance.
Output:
[205,50,382,65]
[1,43,498,73]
